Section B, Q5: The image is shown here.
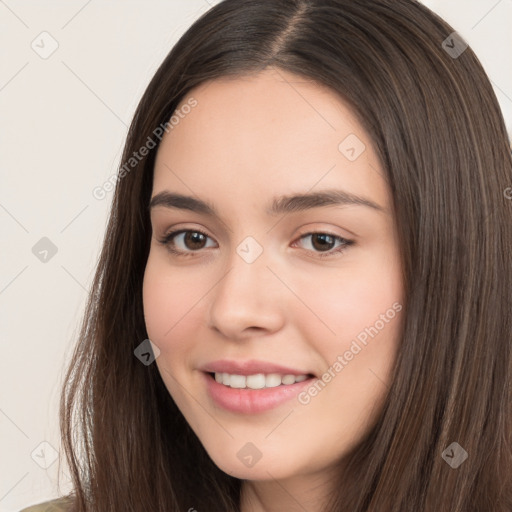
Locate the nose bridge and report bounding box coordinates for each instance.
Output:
[208,234,283,335]
[217,234,271,303]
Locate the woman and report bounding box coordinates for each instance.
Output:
[21,0,512,510]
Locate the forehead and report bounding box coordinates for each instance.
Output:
[152,68,390,214]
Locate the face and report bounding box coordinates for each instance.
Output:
[142,67,404,485]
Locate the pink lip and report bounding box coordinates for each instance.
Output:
[200,359,314,376]
[201,371,316,414]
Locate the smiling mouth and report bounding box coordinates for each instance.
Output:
[202,370,317,414]
[205,371,316,389]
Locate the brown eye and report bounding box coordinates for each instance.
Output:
[158,229,354,259]
[310,233,336,252]
[182,231,208,250]
[158,229,216,257]
[294,232,354,258]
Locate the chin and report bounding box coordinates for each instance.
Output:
[202,441,299,481]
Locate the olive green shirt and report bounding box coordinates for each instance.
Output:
[19,496,74,512]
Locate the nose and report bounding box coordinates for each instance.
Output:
[207,243,285,340]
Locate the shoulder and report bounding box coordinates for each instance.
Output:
[19,496,74,512]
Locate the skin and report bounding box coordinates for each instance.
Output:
[142,67,404,512]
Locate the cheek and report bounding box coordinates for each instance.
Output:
[293,254,402,347]
[142,254,206,352]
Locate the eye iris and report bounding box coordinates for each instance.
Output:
[311,233,334,252]
[185,231,206,250]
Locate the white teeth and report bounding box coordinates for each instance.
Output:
[265,373,282,388]
[212,372,310,388]
[230,374,246,388]
[281,374,296,385]
[246,374,266,389]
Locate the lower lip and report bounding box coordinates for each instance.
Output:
[202,371,316,414]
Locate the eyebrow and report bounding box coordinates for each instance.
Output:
[148,189,386,217]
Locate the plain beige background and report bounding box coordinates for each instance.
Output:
[1,1,510,511]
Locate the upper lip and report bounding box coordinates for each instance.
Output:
[200,359,315,377]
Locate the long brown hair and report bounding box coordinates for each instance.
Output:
[58,0,512,510]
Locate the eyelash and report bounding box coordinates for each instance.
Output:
[157,228,354,259]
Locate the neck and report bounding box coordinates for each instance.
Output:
[240,466,338,512]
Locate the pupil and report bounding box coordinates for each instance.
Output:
[186,232,205,249]
[313,234,333,251]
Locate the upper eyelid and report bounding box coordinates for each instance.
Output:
[151,211,361,239]
[162,227,351,246]
[158,228,355,262]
